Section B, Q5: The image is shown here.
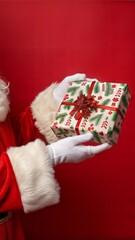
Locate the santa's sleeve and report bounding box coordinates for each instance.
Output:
[5,83,61,213]
[6,139,60,213]
[30,83,60,144]
[12,83,59,146]
[0,152,23,212]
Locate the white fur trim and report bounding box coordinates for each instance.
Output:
[0,79,10,122]
[7,139,60,213]
[31,83,59,144]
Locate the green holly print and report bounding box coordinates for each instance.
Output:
[57,128,69,137]
[105,82,113,96]
[67,86,80,96]
[94,81,100,94]
[63,98,74,110]
[99,99,111,112]
[90,113,103,126]
[56,113,68,123]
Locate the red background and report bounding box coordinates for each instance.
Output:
[0,1,135,239]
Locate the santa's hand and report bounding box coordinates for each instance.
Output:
[47,133,110,165]
[53,73,86,103]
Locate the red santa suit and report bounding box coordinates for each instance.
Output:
[0,82,60,240]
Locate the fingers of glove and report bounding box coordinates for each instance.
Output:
[69,133,93,145]
[72,145,92,162]
[53,73,86,102]
[89,142,110,156]
[50,133,93,157]
[75,142,110,161]
[51,133,93,151]
[64,73,86,83]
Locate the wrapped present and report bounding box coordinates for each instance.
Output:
[51,80,131,144]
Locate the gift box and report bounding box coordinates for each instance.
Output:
[51,80,131,144]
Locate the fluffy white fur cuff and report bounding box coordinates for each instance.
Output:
[7,139,60,213]
[31,83,59,144]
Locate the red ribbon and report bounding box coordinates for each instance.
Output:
[61,81,124,135]
[64,94,98,120]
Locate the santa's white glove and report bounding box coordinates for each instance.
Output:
[53,73,86,103]
[53,73,99,103]
[47,133,110,166]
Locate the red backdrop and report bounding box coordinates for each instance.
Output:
[0,1,135,239]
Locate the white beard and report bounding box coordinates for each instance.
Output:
[0,80,10,122]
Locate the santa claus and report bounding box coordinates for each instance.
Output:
[0,73,110,239]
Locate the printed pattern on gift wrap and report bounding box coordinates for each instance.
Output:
[89,114,103,126]
[55,113,67,123]
[99,99,111,112]
[51,80,131,144]
[63,99,74,110]
[93,81,100,94]
[104,82,113,96]
[56,128,69,138]
[67,86,80,96]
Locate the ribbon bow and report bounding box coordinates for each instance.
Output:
[69,94,98,120]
